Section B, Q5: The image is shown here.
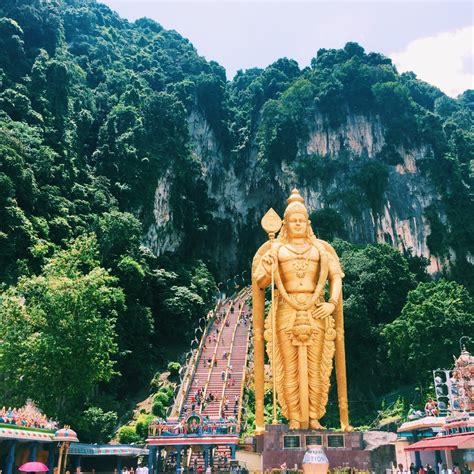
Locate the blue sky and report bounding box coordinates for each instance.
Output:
[100,1,473,96]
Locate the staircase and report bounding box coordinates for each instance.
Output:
[176,288,251,423]
[156,288,251,469]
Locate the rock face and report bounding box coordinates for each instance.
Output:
[145,109,449,276]
[144,171,181,255]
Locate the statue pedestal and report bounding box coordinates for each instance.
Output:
[258,424,380,471]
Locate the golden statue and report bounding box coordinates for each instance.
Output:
[252,189,352,433]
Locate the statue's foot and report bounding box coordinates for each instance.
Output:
[309,419,325,430]
[289,420,300,430]
[341,423,354,432]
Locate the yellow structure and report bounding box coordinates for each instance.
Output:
[252,189,352,433]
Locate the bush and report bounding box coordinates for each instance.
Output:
[135,413,154,440]
[77,406,118,444]
[117,426,140,444]
[152,399,165,417]
[167,361,181,378]
[154,390,170,405]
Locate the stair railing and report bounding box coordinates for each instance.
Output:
[236,306,252,431]
[170,298,227,418]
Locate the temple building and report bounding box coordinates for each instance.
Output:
[395,348,474,471]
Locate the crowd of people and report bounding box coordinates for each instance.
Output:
[0,404,58,430]
[183,385,219,414]
[220,395,239,418]
[395,462,471,474]
[185,303,243,417]
[120,465,149,474]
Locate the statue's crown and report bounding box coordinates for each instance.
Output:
[284,188,308,218]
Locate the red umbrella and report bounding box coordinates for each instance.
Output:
[19,462,49,472]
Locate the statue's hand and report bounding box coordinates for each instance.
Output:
[313,302,335,319]
[262,254,276,274]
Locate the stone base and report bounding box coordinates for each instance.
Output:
[258,424,395,472]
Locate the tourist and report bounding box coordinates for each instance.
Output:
[453,464,461,474]
[426,465,435,474]
[397,464,408,474]
[424,398,438,416]
[410,463,416,474]
[221,370,226,381]
[441,465,452,474]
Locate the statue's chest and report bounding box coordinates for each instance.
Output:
[278,245,319,278]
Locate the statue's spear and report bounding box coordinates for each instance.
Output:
[261,208,282,425]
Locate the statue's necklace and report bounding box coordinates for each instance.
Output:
[286,244,311,279]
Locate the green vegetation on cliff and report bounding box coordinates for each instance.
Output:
[0,0,472,436]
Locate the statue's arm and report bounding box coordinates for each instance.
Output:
[326,245,344,304]
[328,273,342,303]
[253,249,273,289]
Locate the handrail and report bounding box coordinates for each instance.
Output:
[199,302,232,413]
[218,300,245,417]
[237,301,252,429]
[170,299,227,418]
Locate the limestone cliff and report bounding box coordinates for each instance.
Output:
[144,109,453,277]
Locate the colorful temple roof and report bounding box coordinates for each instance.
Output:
[0,426,55,442]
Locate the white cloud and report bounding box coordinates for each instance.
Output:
[390,26,474,98]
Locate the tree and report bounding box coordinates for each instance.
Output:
[76,406,118,443]
[328,241,418,422]
[383,280,474,384]
[0,235,124,421]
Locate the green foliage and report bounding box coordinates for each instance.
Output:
[328,241,420,424]
[310,208,346,240]
[151,386,173,418]
[135,413,154,440]
[352,161,389,215]
[76,406,118,444]
[425,206,449,257]
[0,235,124,421]
[117,425,141,444]
[167,361,181,378]
[383,280,474,384]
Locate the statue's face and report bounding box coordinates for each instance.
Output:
[287,212,308,238]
